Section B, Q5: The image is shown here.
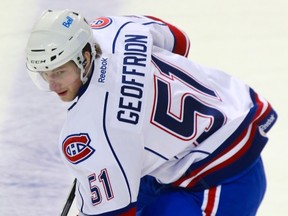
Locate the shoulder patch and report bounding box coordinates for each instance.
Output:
[62,133,95,164]
[90,17,112,29]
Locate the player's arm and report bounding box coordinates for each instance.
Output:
[90,15,190,57]
[121,15,190,57]
[74,164,139,216]
[143,15,191,57]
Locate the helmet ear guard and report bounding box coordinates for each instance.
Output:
[25,9,96,89]
[72,40,96,85]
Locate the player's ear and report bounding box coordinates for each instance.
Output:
[83,51,91,70]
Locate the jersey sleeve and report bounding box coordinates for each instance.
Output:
[90,15,190,57]
[143,15,191,57]
[60,23,155,215]
[60,86,143,215]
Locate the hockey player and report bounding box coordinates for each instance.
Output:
[25,9,277,216]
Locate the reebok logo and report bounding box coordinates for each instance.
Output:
[260,113,276,132]
[98,58,108,83]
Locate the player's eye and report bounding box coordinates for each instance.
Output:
[39,70,66,81]
[55,70,65,75]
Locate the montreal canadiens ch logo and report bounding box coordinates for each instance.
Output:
[90,17,112,29]
[62,133,95,164]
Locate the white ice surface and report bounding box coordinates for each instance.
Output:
[0,0,287,215]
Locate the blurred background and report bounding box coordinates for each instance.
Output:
[0,0,287,215]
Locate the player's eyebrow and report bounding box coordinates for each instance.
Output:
[51,63,69,72]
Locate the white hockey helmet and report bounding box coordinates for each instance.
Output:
[26,9,95,90]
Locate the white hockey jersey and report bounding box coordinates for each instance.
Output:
[59,16,277,215]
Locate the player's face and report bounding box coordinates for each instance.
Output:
[41,61,82,102]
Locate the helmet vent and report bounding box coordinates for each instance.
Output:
[51,55,56,61]
[31,49,45,52]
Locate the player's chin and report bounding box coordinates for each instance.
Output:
[57,91,76,102]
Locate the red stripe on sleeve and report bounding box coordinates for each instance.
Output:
[145,15,190,57]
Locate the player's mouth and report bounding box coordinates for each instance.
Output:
[57,90,68,97]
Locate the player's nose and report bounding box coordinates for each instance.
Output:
[49,80,61,92]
